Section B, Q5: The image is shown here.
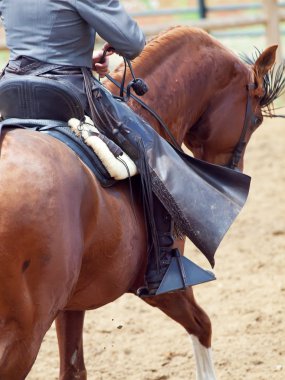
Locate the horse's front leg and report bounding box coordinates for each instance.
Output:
[56,310,87,380]
[144,287,216,380]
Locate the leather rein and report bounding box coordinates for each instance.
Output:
[105,58,182,152]
[105,58,255,171]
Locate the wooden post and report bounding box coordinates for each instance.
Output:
[197,0,207,19]
[262,0,282,62]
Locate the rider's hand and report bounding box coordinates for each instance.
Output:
[92,43,115,78]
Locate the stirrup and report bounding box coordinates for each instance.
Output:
[138,249,216,297]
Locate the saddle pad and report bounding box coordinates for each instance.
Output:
[43,126,116,187]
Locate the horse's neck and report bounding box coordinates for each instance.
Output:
[107,35,241,145]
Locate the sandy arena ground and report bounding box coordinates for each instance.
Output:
[27,111,285,380]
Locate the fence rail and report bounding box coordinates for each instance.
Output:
[132,1,285,62]
[141,13,282,35]
[130,1,285,17]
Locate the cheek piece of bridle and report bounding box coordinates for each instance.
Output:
[228,83,257,170]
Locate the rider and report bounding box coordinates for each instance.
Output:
[0,0,183,296]
[0,0,145,108]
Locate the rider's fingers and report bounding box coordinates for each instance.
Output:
[95,62,109,71]
[94,62,110,77]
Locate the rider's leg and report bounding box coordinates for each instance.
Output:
[141,196,175,295]
[138,195,215,297]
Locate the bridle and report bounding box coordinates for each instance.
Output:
[106,60,256,171]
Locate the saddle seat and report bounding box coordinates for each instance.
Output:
[0,76,84,121]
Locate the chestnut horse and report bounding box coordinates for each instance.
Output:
[0,27,281,380]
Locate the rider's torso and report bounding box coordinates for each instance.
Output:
[0,0,145,68]
[0,0,95,67]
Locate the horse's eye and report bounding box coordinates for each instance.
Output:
[253,116,262,127]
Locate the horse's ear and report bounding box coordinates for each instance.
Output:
[253,45,278,97]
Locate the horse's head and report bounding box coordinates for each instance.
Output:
[184,44,284,171]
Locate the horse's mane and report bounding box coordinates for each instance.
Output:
[112,26,233,77]
[136,26,215,61]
